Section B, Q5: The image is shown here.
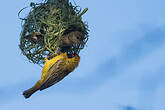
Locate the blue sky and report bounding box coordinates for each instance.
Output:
[0,0,165,110]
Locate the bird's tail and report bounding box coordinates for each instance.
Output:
[23,88,38,99]
[23,80,41,99]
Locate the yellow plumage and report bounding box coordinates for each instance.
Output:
[23,53,80,98]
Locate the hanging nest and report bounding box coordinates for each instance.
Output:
[19,0,89,65]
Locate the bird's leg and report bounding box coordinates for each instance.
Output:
[45,47,61,60]
[44,57,49,62]
[45,53,55,61]
[54,47,61,55]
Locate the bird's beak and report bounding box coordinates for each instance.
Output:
[72,54,74,57]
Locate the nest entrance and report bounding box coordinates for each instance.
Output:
[19,0,88,65]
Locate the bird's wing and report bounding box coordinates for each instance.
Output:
[39,58,71,91]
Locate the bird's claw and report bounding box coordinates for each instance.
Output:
[44,57,49,62]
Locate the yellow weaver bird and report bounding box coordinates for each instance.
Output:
[23,53,80,98]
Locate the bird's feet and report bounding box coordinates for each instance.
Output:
[45,47,61,61]
[44,57,49,62]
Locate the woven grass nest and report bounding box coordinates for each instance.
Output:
[19,0,89,65]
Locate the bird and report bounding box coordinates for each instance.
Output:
[59,31,84,47]
[24,32,44,44]
[23,53,80,99]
